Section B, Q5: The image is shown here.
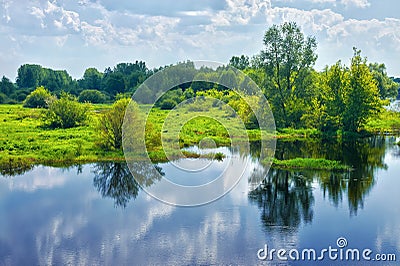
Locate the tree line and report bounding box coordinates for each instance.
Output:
[0,60,153,104]
[0,22,399,133]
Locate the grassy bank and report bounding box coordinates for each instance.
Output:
[1,104,399,171]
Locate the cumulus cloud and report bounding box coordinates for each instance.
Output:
[0,0,399,79]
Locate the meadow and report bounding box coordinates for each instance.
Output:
[1,103,399,173]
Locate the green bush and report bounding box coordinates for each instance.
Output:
[78,89,106,103]
[98,98,134,149]
[23,86,53,108]
[45,93,88,128]
[160,99,177,110]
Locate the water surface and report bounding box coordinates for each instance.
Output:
[0,137,399,265]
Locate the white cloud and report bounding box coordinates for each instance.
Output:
[0,0,399,79]
[341,0,370,8]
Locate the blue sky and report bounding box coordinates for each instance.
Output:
[0,0,399,80]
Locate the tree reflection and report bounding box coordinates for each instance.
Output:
[92,162,164,208]
[251,136,389,222]
[318,136,386,215]
[0,159,34,177]
[249,168,314,229]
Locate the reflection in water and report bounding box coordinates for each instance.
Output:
[0,137,399,265]
[249,169,314,229]
[0,159,34,177]
[272,136,391,216]
[92,162,164,208]
[93,162,139,208]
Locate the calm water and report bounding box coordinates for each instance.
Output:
[1,137,400,265]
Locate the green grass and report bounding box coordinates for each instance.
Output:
[277,128,322,139]
[271,158,351,171]
[1,103,398,172]
[0,104,123,167]
[365,110,400,134]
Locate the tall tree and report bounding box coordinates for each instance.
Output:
[261,22,317,128]
[343,49,382,132]
[16,64,42,89]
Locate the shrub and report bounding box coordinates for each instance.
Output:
[23,86,53,108]
[78,89,106,103]
[98,98,135,149]
[45,93,88,128]
[160,99,177,110]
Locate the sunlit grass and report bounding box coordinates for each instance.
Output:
[271,158,351,171]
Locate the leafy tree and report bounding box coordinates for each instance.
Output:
[0,76,15,95]
[261,22,317,128]
[229,55,250,70]
[23,86,53,108]
[78,89,106,103]
[302,62,349,132]
[98,98,134,149]
[16,64,42,89]
[45,93,88,128]
[102,72,126,96]
[79,67,103,90]
[342,49,382,132]
[368,63,398,99]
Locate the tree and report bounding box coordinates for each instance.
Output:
[102,72,126,96]
[0,76,15,96]
[342,49,382,132]
[78,89,106,103]
[45,93,88,128]
[16,64,42,89]
[229,55,250,70]
[368,63,398,99]
[261,22,317,128]
[23,86,53,108]
[79,67,103,90]
[98,98,134,149]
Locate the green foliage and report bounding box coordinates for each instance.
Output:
[23,86,53,108]
[160,99,177,110]
[229,55,250,70]
[369,63,399,99]
[45,93,89,128]
[79,67,103,90]
[261,21,318,128]
[271,158,350,171]
[0,93,6,104]
[16,64,75,92]
[0,76,15,95]
[98,98,134,149]
[343,49,382,132]
[302,49,384,133]
[78,89,106,103]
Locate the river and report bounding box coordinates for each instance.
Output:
[0,136,399,265]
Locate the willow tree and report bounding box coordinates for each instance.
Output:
[261,22,317,128]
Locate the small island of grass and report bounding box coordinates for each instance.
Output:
[271,158,351,171]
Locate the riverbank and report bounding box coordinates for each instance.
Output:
[1,104,399,171]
